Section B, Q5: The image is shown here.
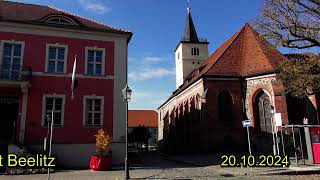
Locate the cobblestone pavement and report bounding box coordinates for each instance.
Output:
[151,166,320,180]
[1,152,320,179]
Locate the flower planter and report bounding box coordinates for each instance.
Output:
[90,155,111,171]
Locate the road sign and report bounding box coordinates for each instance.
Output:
[275,113,282,127]
[242,120,251,127]
[242,120,252,156]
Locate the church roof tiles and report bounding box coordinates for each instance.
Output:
[186,23,287,82]
[204,23,287,77]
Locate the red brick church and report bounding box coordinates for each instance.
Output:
[157,7,320,154]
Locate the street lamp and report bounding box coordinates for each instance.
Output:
[122,84,132,180]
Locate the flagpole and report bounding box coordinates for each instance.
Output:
[71,55,77,100]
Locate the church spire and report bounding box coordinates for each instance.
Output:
[182,0,199,43]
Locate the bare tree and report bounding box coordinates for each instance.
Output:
[255,0,320,49]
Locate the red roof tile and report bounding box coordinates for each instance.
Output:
[0,1,132,36]
[205,23,287,77]
[129,110,158,128]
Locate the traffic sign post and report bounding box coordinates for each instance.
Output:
[242,120,252,156]
[275,113,282,155]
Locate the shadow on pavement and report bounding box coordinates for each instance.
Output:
[130,151,220,170]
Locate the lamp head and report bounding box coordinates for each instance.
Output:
[122,84,132,102]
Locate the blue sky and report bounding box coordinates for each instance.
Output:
[11,0,314,110]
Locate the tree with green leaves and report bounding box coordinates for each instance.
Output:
[277,54,320,97]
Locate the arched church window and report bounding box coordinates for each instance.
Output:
[218,90,233,126]
[255,91,273,133]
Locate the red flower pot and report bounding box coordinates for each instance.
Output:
[90,155,111,171]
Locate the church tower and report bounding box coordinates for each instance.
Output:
[175,2,209,88]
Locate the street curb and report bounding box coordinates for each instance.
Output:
[241,169,320,176]
[275,169,320,176]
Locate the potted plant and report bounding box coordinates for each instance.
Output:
[90,129,112,171]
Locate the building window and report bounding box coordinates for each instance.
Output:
[191,47,199,55]
[46,44,68,73]
[42,95,65,127]
[44,15,78,26]
[1,41,24,80]
[47,17,74,25]
[83,96,104,126]
[85,48,105,76]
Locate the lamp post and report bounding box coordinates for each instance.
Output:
[122,84,132,180]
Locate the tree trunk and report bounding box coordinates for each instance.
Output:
[145,139,149,152]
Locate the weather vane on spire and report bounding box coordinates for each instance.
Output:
[187,0,190,13]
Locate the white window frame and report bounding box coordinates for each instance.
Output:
[45,43,68,73]
[85,47,105,76]
[41,94,66,127]
[83,95,104,127]
[0,40,25,67]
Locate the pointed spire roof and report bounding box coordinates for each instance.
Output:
[182,10,199,42]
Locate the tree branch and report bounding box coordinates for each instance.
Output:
[296,0,320,17]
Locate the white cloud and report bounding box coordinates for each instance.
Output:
[128,57,136,62]
[129,90,171,110]
[143,56,163,63]
[77,0,111,14]
[129,67,175,81]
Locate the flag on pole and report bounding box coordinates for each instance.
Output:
[71,55,77,100]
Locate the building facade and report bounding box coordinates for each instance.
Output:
[0,1,132,167]
[158,7,320,155]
